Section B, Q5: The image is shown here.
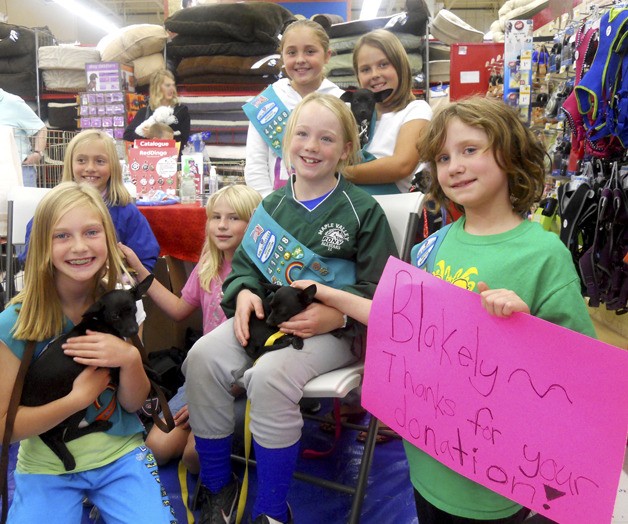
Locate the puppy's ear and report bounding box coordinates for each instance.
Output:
[133,274,155,300]
[300,284,317,305]
[374,88,394,103]
[261,282,282,293]
[340,90,354,103]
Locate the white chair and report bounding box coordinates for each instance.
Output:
[232,192,425,524]
[4,187,51,304]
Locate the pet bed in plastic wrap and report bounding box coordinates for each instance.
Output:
[430,9,484,45]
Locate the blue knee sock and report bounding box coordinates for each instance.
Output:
[194,435,233,493]
[252,439,300,522]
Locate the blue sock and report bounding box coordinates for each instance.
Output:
[251,439,300,522]
[194,435,233,493]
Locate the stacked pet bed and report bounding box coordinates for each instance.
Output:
[488,0,550,43]
[164,2,295,158]
[323,0,430,89]
[165,2,294,88]
[430,9,484,45]
[326,33,425,89]
[97,24,169,87]
[38,45,101,93]
[178,94,250,145]
[0,23,54,98]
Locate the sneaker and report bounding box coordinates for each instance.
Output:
[250,504,294,524]
[197,474,240,524]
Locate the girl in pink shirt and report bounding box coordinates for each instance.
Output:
[120,184,261,472]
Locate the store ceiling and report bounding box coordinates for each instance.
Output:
[92,0,506,26]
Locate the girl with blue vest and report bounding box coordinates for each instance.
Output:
[243,19,344,197]
[344,29,432,195]
[294,96,596,523]
[0,182,175,523]
[184,93,397,524]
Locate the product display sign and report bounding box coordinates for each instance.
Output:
[503,19,534,123]
[128,139,178,198]
[363,257,628,524]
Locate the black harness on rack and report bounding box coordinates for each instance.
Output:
[574,161,628,312]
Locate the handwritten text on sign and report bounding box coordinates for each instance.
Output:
[362,257,628,523]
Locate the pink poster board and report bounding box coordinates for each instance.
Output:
[362,257,628,523]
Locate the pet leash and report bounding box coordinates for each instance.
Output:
[0,340,36,524]
[130,334,175,433]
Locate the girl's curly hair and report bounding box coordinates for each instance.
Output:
[417,97,546,215]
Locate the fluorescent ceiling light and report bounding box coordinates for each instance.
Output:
[360,0,382,19]
[52,0,120,33]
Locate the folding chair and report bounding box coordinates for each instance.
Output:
[4,187,51,305]
[231,191,425,524]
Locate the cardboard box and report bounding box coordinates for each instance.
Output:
[85,62,136,92]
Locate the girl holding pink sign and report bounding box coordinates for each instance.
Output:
[294,96,596,523]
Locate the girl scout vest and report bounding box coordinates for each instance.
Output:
[242,204,357,288]
[243,85,290,156]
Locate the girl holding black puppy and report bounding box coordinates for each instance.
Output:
[344,29,432,194]
[0,182,175,523]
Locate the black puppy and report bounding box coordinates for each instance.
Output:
[232,283,317,384]
[20,275,154,471]
[341,88,393,147]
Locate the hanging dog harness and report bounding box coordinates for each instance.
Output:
[574,8,628,144]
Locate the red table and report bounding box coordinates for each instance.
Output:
[138,202,207,263]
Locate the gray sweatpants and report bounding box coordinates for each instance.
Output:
[182,318,356,448]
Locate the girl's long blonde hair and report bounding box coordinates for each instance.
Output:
[11,182,129,341]
[62,129,132,207]
[149,70,179,110]
[197,185,262,291]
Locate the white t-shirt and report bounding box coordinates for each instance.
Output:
[244,78,345,197]
[365,99,432,192]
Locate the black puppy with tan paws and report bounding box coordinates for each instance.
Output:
[232,282,317,384]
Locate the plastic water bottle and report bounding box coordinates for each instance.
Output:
[208,166,219,194]
[180,173,196,204]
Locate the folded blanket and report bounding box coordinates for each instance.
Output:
[167,36,278,59]
[177,55,281,78]
[165,2,295,43]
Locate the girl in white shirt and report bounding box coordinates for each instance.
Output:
[345,29,432,194]
[244,20,344,197]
